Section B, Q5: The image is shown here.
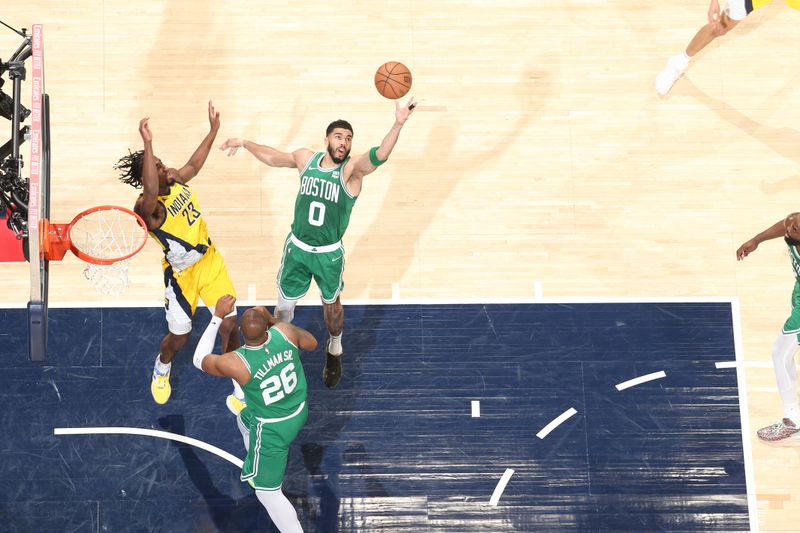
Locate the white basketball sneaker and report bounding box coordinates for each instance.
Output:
[656,53,690,96]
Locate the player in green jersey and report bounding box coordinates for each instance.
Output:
[737,212,800,442]
[219,97,417,389]
[194,295,318,533]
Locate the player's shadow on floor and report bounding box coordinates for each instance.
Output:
[158,414,288,532]
[682,77,800,192]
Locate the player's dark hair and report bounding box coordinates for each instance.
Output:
[115,149,144,189]
[326,120,353,137]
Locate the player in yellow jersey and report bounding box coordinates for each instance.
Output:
[656,0,800,96]
[115,101,243,410]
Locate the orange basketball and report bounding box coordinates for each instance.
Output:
[374,61,412,99]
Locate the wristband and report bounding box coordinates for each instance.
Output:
[369,146,387,167]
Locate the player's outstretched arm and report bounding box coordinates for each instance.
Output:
[736,219,785,260]
[193,295,249,382]
[137,118,160,227]
[177,100,221,183]
[219,137,312,170]
[349,97,417,179]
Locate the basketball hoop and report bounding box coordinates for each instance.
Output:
[41,205,148,295]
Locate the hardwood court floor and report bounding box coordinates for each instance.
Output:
[2,1,800,530]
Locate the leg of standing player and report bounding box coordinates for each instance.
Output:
[236,416,303,533]
[756,331,800,441]
[655,0,746,96]
[757,288,800,441]
[322,297,344,389]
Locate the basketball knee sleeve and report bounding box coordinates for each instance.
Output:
[275,296,297,323]
[256,489,302,533]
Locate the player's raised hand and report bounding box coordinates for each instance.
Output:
[395,97,417,125]
[139,117,152,143]
[208,100,220,132]
[214,295,236,318]
[219,138,244,156]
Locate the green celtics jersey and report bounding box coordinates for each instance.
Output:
[789,242,800,279]
[291,152,357,247]
[234,326,307,419]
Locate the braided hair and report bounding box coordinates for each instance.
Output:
[114,149,145,189]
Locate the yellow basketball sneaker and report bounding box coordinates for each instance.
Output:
[151,367,172,405]
[226,394,247,416]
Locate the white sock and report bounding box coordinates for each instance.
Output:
[256,489,303,533]
[232,379,245,401]
[328,334,342,355]
[154,354,171,375]
[680,51,690,62]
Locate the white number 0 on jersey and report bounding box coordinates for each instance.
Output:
[308,201,326,227]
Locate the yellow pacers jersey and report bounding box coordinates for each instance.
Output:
[751,0,800,10]
[148,181,212,272]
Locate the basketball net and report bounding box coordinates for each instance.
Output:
[42,206,147,296]
[83,260,133,296]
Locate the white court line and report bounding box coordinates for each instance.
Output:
[247,283,256,301]
[533,280,543,300]
[536,408,578,439]
[615,371,667,391]
[2,295,739,309]
[54,427,244,469]
[730,299,759,532]
[489,468,515,506]
[471,400,480,418]
[391,283,400,301]
[715,361,773,369]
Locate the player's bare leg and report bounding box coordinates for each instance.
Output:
[219,314,247,415]
[322,297,344,389]
[220,315,241,352]
[686,12,739,56]
[656,12,740,96]
[151,332,190,404]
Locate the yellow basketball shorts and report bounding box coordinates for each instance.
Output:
[163,245,236,334]
[726,0,800,21]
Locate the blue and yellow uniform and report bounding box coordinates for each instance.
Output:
[148,181,236,334]
[725,0,800,20]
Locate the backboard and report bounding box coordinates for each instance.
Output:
[27,24,47,361]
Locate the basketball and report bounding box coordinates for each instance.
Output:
[374,61,412,99]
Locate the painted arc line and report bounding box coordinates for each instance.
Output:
[471,400,480,418]
[489,468,515,506]
[54,427,244,469]
[615,371,667,391]
[715,361,773,369]
[536,407,578,439]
